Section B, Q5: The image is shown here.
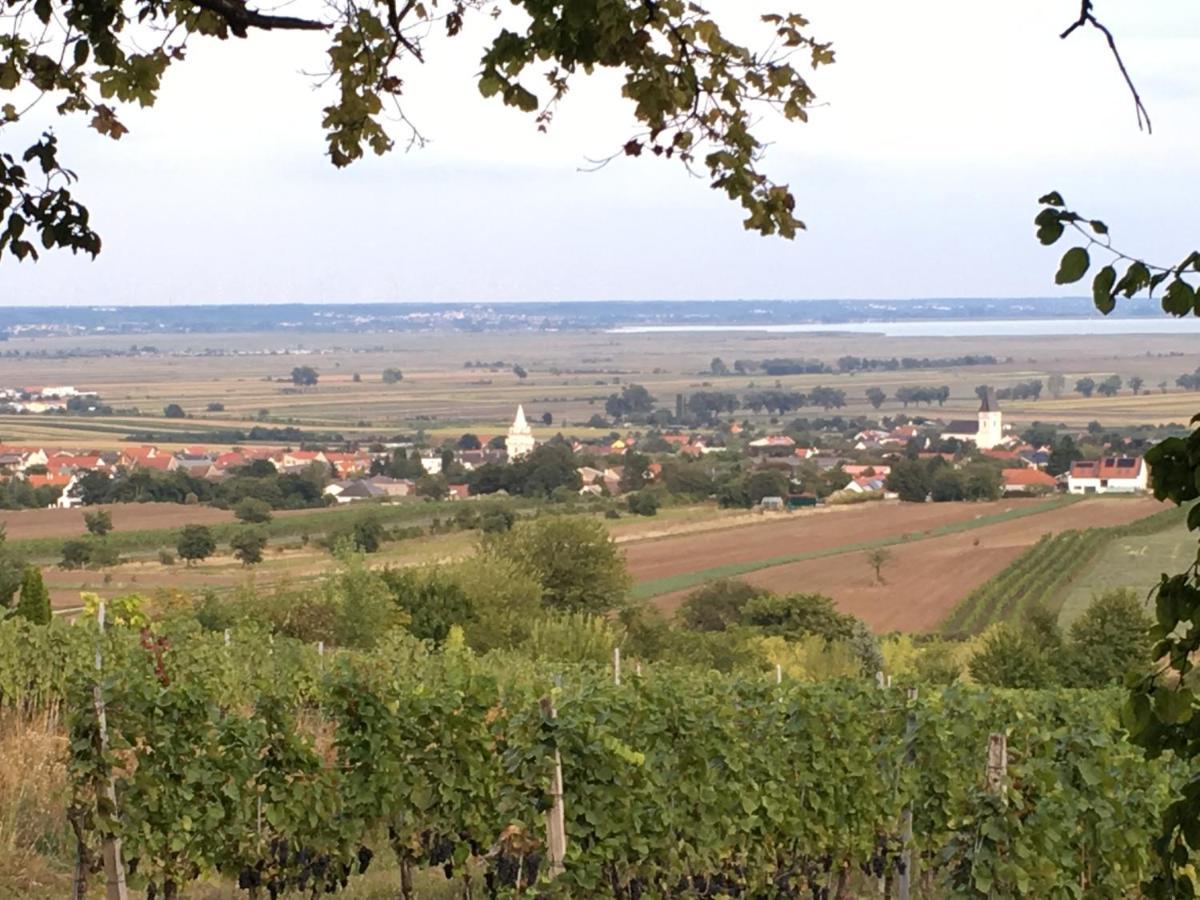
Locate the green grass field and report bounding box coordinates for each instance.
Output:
[939,505,1189,634]
[1057,523,1195,626]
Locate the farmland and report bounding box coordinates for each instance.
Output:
[631,496,1164,631]
[1,329,1199,454]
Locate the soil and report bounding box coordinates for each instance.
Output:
[636,497,1165,632]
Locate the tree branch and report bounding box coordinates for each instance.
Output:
[187,0,329,36]
[1060,0,1151,133]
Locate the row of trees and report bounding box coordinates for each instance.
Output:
[887,457,1003,503]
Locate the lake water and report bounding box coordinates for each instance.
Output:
[609,318,1200,337]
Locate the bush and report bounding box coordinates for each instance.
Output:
[60,539,89,569]
[482,516,632,614]
[233,497,273,524]
[15,566,51,625]
[678,579,768,632]
[626,491,660,516]
[1064,589,1152,687]
[968,625,1058,688]
[83,509,113,537]
[479,507,516,533]
[230,528,268,566]
[158,549,176,566]
[604,508,621,519]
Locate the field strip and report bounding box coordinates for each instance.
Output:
[613,505,862,546]
[629,496,1081,601]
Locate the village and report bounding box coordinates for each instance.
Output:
[0,388,1151,516]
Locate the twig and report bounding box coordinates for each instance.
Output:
[1060,0,1151,133]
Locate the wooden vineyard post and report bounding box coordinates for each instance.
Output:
[776,663,783,685]
[613,646,621,686]
[897,687,918,900]
[540,696,567,880]
[986,733,1008,795]
[92,602,129,900]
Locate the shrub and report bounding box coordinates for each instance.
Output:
[60,540,89,570]
[15,567,51,625]
[157,549,176,566]
[230,528,268,566]
[234,497,274,524]
[626,491,660,516]
[82,509,112,537]
[678,579,768,632]
[482,516,632,614]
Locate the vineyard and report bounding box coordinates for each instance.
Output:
[939,505,1187,635]
[0,613,1185,899]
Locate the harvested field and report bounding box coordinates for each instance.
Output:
[637,496,1165,633]
[0,502,236,540]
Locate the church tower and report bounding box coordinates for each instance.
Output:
[506,404,536,460]
[976,389,1003,449]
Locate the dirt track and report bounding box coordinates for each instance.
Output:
[636,497,1165,633]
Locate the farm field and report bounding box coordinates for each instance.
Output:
[1058,523,1196,626]
[2,330,1200,451]
[635,496,1165,632]
[27,501,751,610]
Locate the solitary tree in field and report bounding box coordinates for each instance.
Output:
[710,357,729,376]
[1047,373,1067,398]
[866,548,891,585]
[1129,375,1144,395]
[83,509,112,537]
[177,524,216,566]
[512,364,528,380]
[381,368,404,385]
[865,387,887,409]
[291,366,319,388]
[163,403,186,418]
[15,566,51,625]
[1075,377,1096,398]
[230,529,268,566]
[1096,374,1123,397]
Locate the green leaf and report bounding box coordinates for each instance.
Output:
[1038,191,1065,207]
[1162,279,1195,317]
[1092,265,1116,314]
[1054,247,1090,285]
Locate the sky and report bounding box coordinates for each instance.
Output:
[3,1,1199,306]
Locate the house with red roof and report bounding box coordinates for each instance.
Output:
[1067,457,1148,494]
[1001,468,1058,494]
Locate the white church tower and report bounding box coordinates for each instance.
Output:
[976,389,1003,450]
[506,405,536,460]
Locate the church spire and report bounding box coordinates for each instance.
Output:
[512,404,530,433]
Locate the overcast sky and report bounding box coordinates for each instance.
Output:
[4,1,1199,306]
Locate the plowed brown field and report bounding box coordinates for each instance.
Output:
[635,497,1165,633]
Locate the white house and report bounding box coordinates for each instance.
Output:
[506,405,536,460]
[1067,457,1149,494]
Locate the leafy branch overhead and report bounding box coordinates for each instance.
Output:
[0,0,834,260]
[1035,192,1200,318]
[1037,191,1200,896]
